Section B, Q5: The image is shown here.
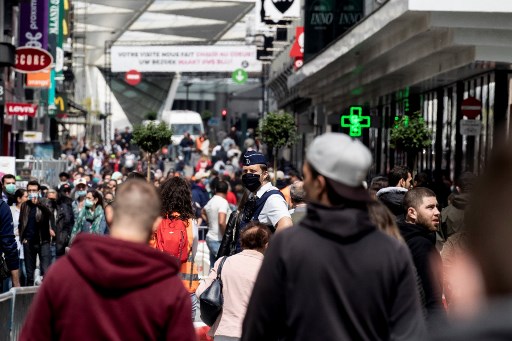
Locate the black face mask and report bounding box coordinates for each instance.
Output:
[242,173,262,192]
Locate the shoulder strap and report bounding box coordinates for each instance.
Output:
[216,256,228,279]
[252,189,285,220]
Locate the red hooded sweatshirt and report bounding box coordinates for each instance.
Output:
[20,234,195,341]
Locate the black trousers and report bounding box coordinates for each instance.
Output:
[23,241,51,286]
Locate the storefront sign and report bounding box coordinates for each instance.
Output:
[19,0,49,49]
[14,47,53,73]
[22,131,44,143]
[0,79,4,105]
[262,0,301,23]
[26,70,51,87]
[305,0,363,61]
[111,45,261,73]
[341,106,370,137]
[6,103,38,117]
[290,27,304,58]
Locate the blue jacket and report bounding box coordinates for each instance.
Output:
[0,200,19,270]
[191,183,209,208]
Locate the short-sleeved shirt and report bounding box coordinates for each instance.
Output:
[204,195,231,241]
[256,182,291,227]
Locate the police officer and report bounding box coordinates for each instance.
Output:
[241,151,292,232]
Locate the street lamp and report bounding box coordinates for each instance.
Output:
[184,82,192,109]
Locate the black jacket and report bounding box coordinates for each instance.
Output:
[0,200,19,271]
[242,203,425,341]
[398,221,444,320]
[50,198,74,255]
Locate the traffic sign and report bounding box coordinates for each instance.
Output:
[341,106,370,137]
[232,68,248,84]
[14,47,53,73]
[125,69,142,86]
[461,97,482,119]
[460,120,482,136]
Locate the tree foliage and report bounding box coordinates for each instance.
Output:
[132,121,173,155]
[390,111,432,151]
[260,112,298,149]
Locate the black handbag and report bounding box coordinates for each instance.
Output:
[0,254,10,281]
[199,256,228,326]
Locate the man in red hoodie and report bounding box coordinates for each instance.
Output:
[21,179,196,341]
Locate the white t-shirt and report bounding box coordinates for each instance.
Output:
[256,182,291,227]
[205,195,231,241]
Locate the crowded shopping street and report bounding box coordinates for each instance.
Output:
[2,0,512,340]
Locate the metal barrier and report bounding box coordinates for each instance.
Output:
[0,287,38,341]
[15,159,68,188]
[0,292,12,341]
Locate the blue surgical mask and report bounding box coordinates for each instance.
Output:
[76,190,87,197]
[28,193,38,200]
[4,184,16,195]
[84,199,94,208]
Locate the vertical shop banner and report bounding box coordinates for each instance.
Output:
[48,0,61,111]
[304,0,363,61]
[19,0,49,48]
[55,0,65,80]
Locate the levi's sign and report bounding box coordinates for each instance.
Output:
[6,103,38,117]
[15,47,53,73]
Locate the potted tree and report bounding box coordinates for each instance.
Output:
[132,121,173,181]
[260,112,298,184]
[390,111,432,172]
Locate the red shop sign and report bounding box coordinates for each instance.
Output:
[14,47,53,73]
[6,102,38,117]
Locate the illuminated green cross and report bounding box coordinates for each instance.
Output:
[341,106,371,137]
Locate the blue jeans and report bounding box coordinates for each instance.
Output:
[191,292,198,321]
[206,237,222,269]
[23,241,51,286]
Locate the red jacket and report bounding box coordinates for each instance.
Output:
[21,234,195,341]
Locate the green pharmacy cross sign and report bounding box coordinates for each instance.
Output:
[341,106,370,137]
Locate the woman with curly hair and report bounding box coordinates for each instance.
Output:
[151,176,199,320]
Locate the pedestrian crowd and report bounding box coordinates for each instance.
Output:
[0,129,510,340]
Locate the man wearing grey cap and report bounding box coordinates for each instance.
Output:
[242,133,425,341]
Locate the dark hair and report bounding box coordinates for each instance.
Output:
[59,172,70,179]
[455,172,475,193]
[26,180,40,191]
[14,189,26,201]
[88,189,104,208]
[369,176,388,193]
[127,172,146,181]
[309,163,364,208]
[288,169,302,181]
[241,222,271,250]
[259,164,271,182]
[403,187,437,210]
[215,180,229,194]
[159,177,194,220]
[414,172,431,187]
[388,166,410,187]
[2,174,15,185]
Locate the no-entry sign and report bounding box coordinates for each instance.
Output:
[124,69,141,86]
[461,97,482,119]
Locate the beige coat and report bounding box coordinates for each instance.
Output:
[196,250,264,338]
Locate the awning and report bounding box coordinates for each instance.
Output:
[288,0,512,112]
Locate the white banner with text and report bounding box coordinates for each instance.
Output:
[111,45,262,73]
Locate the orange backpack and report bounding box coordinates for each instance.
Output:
[154,217,190,264]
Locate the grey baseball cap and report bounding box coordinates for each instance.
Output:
[306,133,372,202]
